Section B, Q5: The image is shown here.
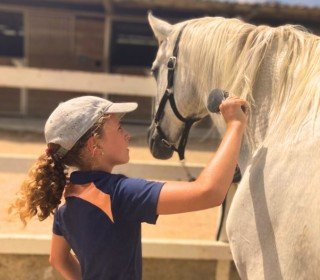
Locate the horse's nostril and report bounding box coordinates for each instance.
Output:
[161,139,173,148]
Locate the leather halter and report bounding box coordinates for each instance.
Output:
[153,25,201,161]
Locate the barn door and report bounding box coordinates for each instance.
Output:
[26,11,75,69]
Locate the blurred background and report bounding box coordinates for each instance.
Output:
[0,0,319,123]
[0,0,319,279]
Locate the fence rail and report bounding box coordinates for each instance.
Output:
[0,234,232,260]
[0,66,156,96]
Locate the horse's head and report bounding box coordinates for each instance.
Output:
[147,14,208,160]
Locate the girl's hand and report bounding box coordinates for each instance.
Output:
[219,96,248,129]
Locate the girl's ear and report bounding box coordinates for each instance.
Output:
[86,136,106,160]
[86,136,97,157]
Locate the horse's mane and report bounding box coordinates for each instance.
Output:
[176,17,320,142]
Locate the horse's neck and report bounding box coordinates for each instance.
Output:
[240,38,320,169]
[193,20,320,170]
[239,40,286,169]
[249,42,281,145]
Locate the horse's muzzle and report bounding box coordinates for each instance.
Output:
[147,123,174,160]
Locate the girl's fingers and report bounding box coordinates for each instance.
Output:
[223,99,247,106]
[220,99,248,114]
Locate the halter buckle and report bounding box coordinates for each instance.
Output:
[167,57,177,70]
[166,88,173,94]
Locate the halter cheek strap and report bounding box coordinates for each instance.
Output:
[153,24,201,161]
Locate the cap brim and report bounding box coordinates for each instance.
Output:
[104,102,138,114]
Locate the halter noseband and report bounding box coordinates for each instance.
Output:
[153,25,201,161]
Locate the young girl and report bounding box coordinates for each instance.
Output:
[10,95,247,280]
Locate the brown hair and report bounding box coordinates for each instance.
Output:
[9,114,110,226]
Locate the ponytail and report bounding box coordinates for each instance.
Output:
[9,150,68,226]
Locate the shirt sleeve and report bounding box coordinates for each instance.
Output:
[52,208,63,236]
[112,176,165,224]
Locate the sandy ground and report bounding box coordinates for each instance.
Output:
[0,128,221,240]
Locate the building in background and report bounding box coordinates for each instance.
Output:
[0,0,319,124]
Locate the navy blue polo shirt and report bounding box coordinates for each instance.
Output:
[52,170,165,280]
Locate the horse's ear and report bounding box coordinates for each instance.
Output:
[148,12,173,43]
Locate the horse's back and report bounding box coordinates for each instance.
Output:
[227,127,320,279]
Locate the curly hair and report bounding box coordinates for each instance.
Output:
[9,114,111,226]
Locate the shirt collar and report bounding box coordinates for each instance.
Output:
[70,170,110,184]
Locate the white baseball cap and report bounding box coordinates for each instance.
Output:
[44,95,138,159]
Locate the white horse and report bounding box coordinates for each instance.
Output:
[147,13,320,279]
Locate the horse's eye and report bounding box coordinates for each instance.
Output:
[151,67,159,79]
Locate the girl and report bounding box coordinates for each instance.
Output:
[10,95,247,280]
